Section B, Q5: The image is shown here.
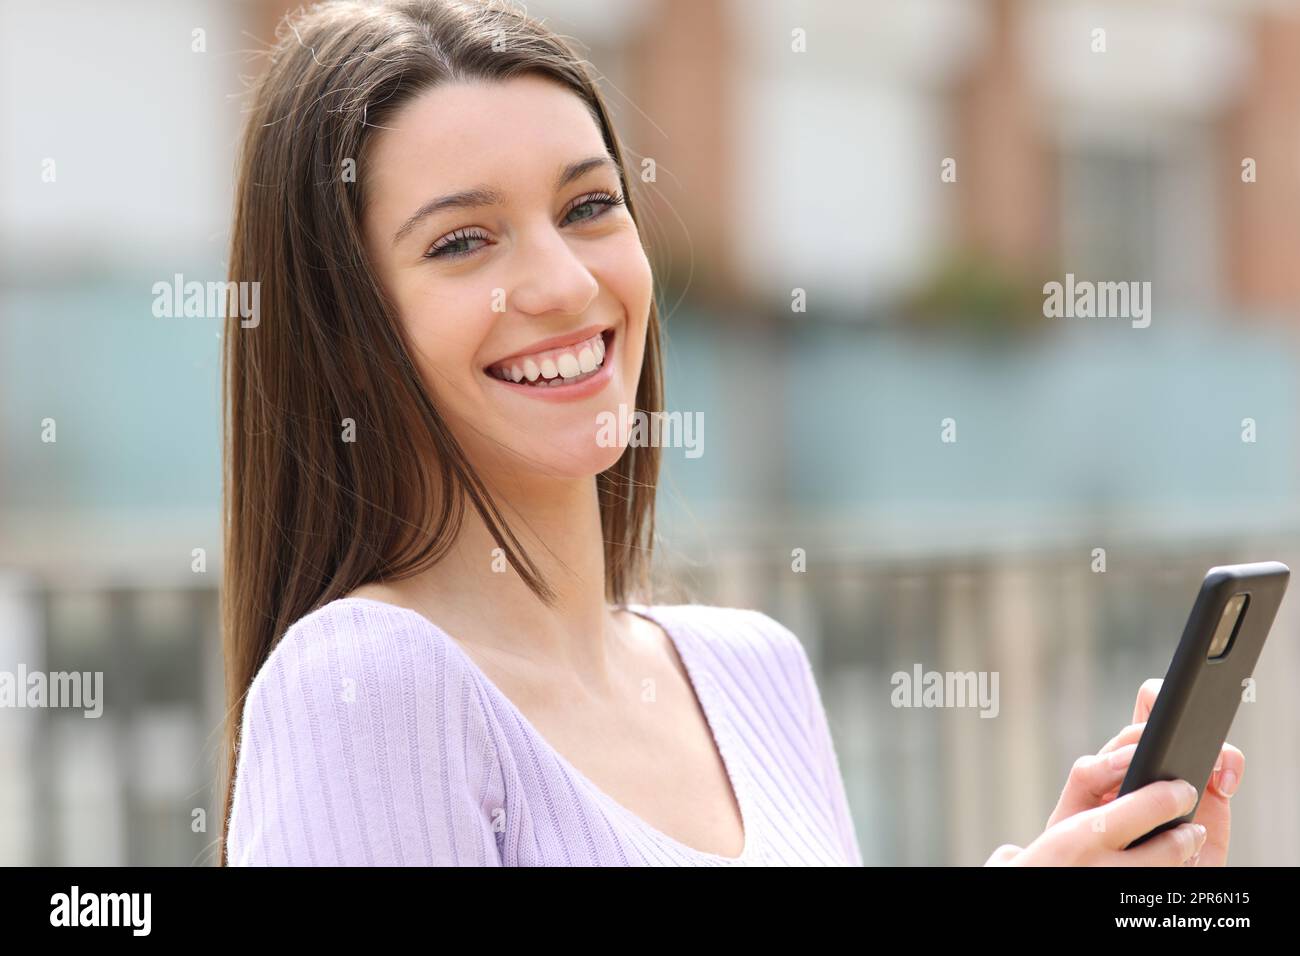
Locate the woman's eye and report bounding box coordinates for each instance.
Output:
[423,229,488,260]
[422,191,626,261]
[564,190,625,224]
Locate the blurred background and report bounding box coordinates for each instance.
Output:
[3,0,1300,865]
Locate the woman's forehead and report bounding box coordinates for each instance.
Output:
[371,77,603,175]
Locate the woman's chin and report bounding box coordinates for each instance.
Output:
[523,441,628,480]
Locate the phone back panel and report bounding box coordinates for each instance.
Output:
[1118,561,1289,848]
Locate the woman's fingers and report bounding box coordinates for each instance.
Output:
[1192,743,1243,867]
[1097,679,1160,758]
[1098,721,1147,756]
[984,844,1022,866]
[1209,742,1245,799]
[1111,822,1207,866]
[1031,679,1240,866]
[1188,786,1230,867]
[1133,678,1163,724]
[1092,778,1200,852]
[1046,744,1139,828]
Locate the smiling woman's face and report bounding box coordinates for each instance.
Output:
[362,74,652,482]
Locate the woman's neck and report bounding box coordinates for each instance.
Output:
[366,471,625,681]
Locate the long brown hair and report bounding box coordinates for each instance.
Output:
[218,0,663,865]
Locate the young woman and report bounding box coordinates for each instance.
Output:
[219,0,1242,866]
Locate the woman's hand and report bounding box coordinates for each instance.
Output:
[985,678,1244,866]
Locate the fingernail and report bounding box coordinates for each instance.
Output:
[1194,823,1207,846]
[1107,744,1137,770]
[1179,780,1199,810]
[1220,769,1238,796]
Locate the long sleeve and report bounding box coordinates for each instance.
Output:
[226,603,504,866]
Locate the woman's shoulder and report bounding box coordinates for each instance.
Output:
[632,600,804,644]
[229,595,504,865]
[280,593,442,648]
[244,595,479,720]
[629,601,815,682]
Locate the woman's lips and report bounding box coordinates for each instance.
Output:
[485,327,609,380]
[483,328,616,402]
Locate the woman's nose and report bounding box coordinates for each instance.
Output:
[506,227,600,317]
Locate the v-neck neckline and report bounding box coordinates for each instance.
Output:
[332,597,756,864]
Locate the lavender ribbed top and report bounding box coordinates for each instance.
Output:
[226,597,863,866]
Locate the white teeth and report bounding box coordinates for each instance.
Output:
[488,331,611,384]
[557,353,580,378]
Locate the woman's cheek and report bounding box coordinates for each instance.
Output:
[611,222,651,280]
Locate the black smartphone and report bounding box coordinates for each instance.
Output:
[1118,560,1289,849]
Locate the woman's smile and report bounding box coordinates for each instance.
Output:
[483,327,616,401]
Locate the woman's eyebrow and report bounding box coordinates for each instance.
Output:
[391,154,617,247]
